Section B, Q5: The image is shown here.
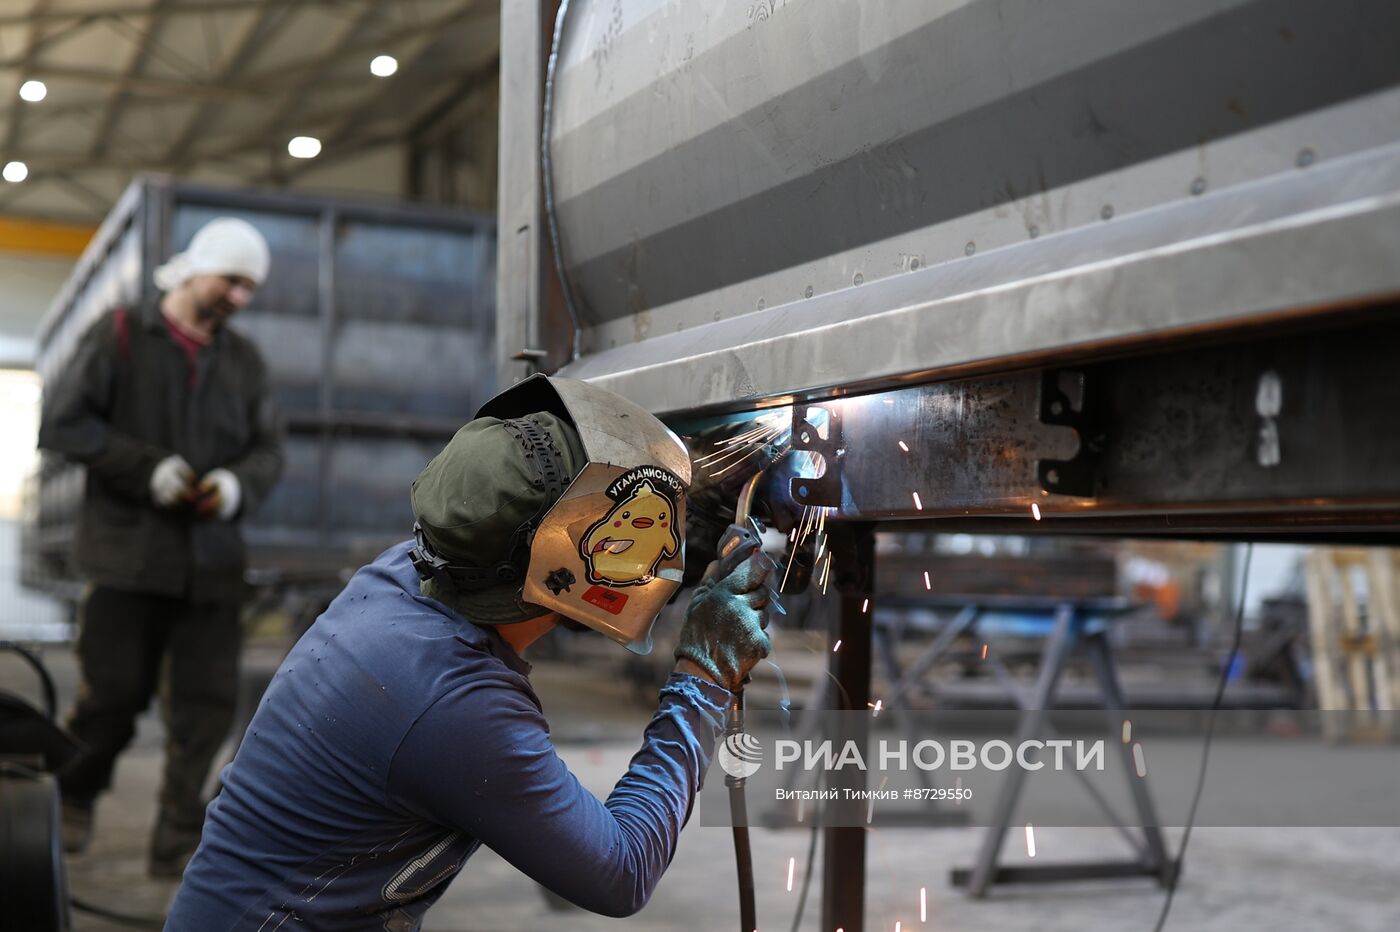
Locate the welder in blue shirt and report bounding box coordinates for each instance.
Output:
[166,374,779,930]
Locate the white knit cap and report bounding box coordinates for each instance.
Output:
[153,217,271,291]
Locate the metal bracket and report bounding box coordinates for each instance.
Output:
[1037,369,1108,498]
[789,403,845,507]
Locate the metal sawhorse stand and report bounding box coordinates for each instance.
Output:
[920,598,1178,896]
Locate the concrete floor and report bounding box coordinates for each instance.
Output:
[6,641,1398,932]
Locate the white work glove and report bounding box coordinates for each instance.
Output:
[195,468,241,521]
[149,455,194,508]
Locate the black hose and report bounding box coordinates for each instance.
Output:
[1151,544,1253,932]
[729,790,756,932]
[0,640,58,720]
[726,696,757,932]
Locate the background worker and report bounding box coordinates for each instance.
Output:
[167,375,778,929]
[38,217,285,876]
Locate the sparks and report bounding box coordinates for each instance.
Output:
[923,571,931,590]
[779,506,814,592]
[870,699,883,718]
[896,923,902,932]
[861,597,869,613]
[920,887,927,922]
[710,441,780,479]
[1025,824,1037,858]
[1133,742,1148,778]
[787,856,795,892]
[1031,502,1041,520]
[867,776,889,823]
[820,552,833,594]
[898,440,909,452]
[1122,719,1132,744]
[912,491,923,511]
[833,639,842,652]
[981,643,988,660]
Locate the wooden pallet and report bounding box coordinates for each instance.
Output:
[1303,548,1400,738]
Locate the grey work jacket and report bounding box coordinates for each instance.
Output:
[38,306,284,603]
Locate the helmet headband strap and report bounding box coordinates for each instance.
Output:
[409,417,569,592]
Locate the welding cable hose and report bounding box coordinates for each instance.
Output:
[727,472,765,932]
[726,697,758,932]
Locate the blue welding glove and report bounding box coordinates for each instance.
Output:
[675,525,781,694]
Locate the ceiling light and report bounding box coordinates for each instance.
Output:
[287,136,321,159]
[19,80,47,102]
[370,54,398,78]
[3,161,28,183]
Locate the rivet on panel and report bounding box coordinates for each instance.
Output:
[1190,177,1207,195]
[964,241,976,256]
[1296,147,1316,168]
[1100,204,1115,221]
[853,272,864,285]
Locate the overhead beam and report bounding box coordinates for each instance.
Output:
[0,0,368,27]
[271,55,498,187]
[263,0,490,185]
[162,0,288,169]
[0,214,97,257]
[237,2,493,94]
[2,0,55,163]
[87,0,176,160]
[242,0,387,152]
[16,63,255,99]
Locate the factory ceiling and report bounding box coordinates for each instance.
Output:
[0,0,499,223]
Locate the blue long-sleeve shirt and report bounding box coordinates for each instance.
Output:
[166,542,731,931]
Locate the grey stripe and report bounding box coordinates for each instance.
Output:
[561,0,1400,321]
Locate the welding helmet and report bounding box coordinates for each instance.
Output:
[410,375,691,654]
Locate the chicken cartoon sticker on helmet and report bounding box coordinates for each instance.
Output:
[473,374,691,654]
[580,473,683,586]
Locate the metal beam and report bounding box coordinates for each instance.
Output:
[2,0,55,163]
[710,312,1400,537]
[236,3,493,94]
[240,0,387,156]
[87,0,174,160]
[16,63,256,98]
[494,0,545,390]
[261,1,492,185]
[162,0,288,169]
[0,0,367,27]
[0,214,97,256]
[821,524,875,932]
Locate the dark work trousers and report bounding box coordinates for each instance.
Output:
[59,585,242,832]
